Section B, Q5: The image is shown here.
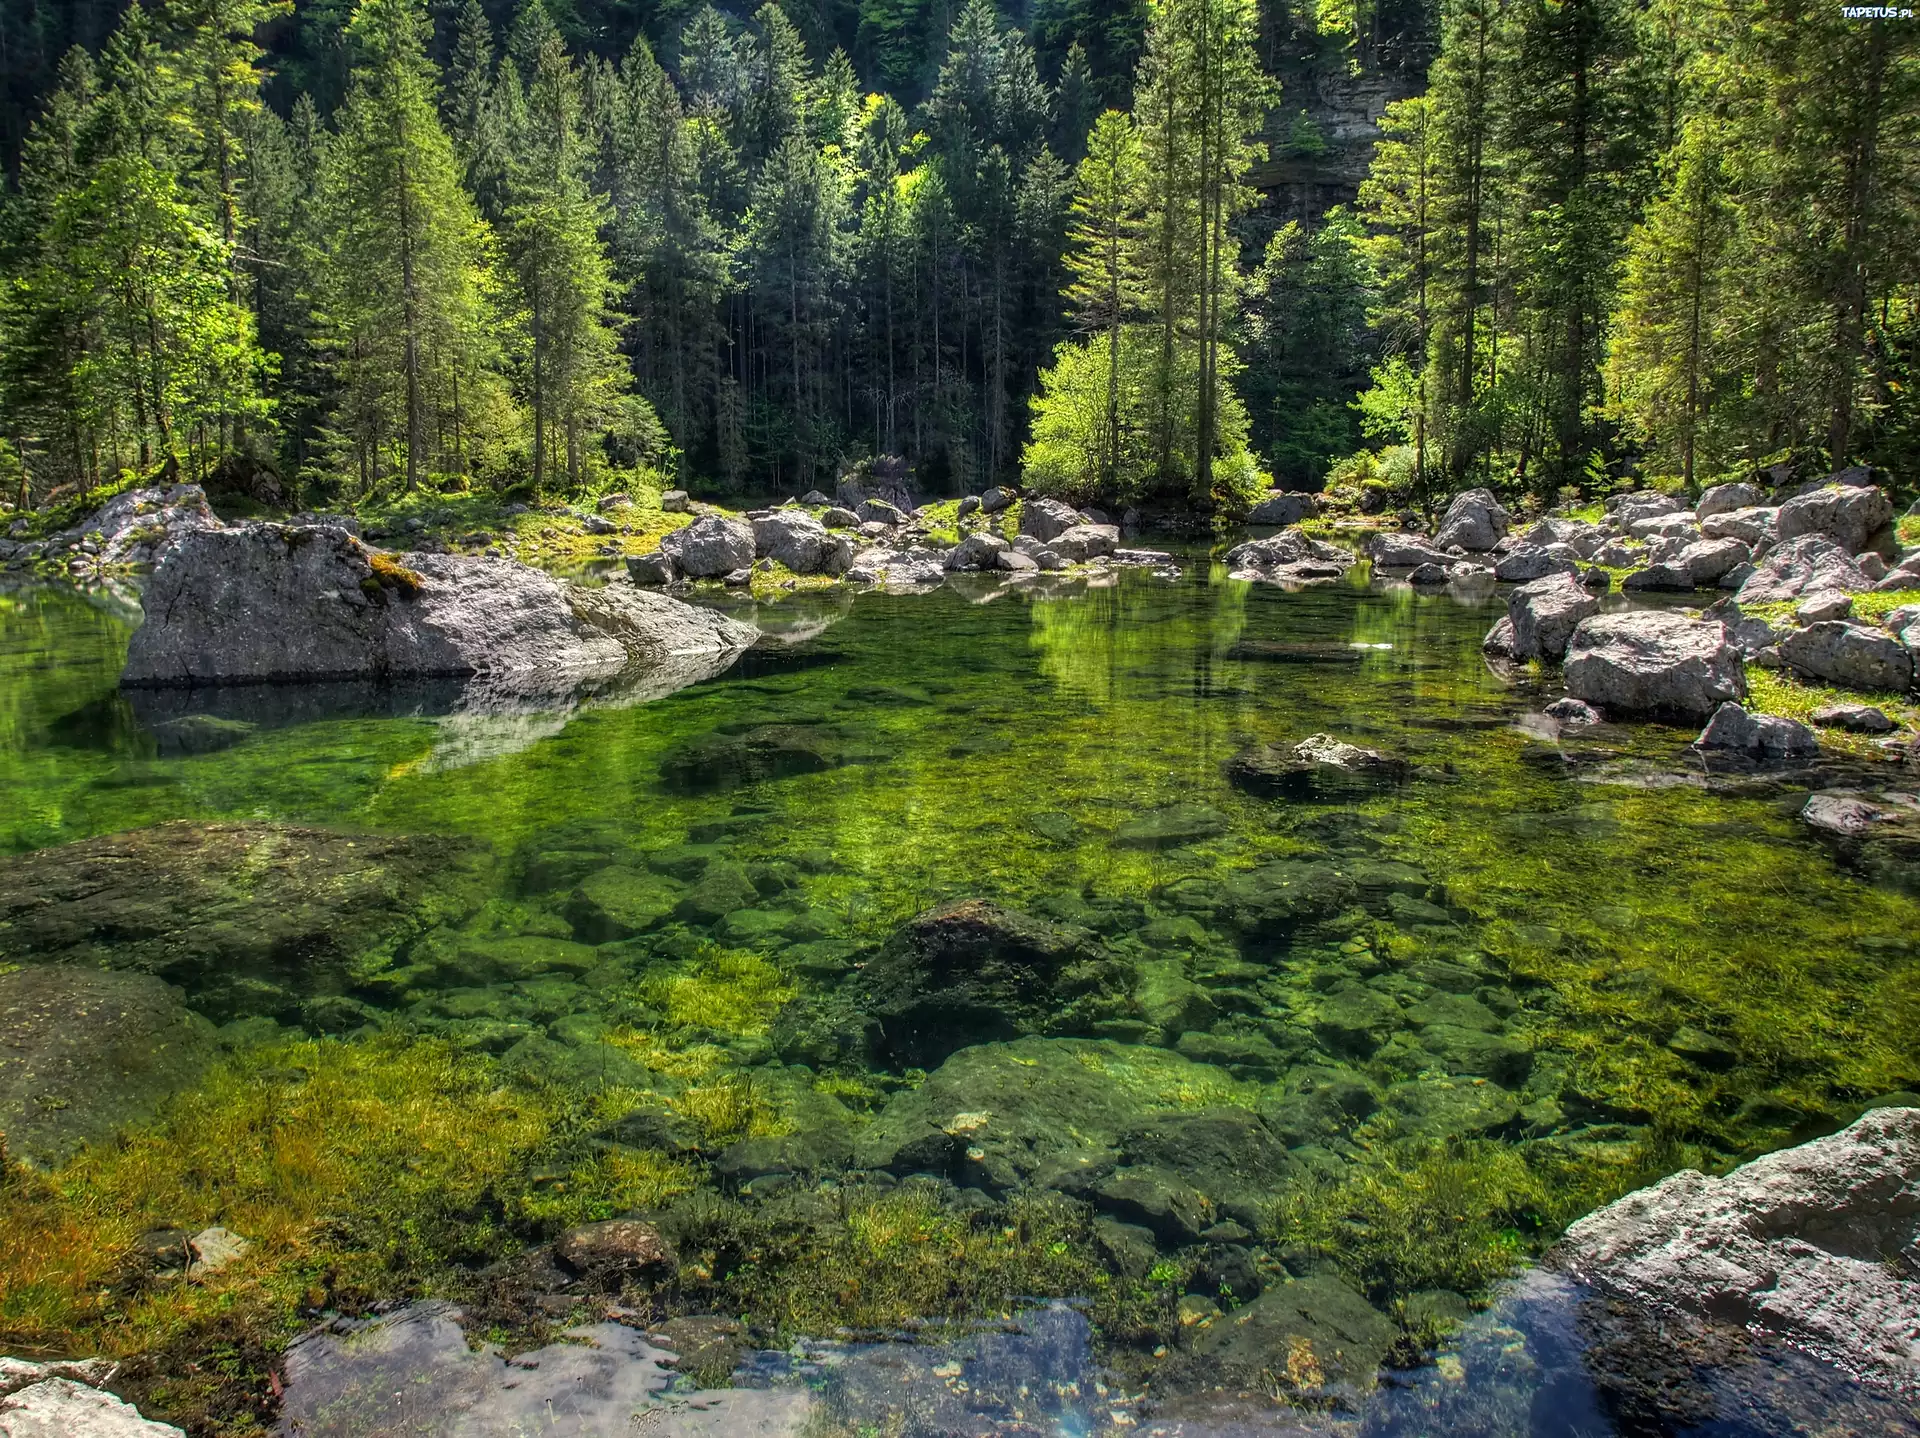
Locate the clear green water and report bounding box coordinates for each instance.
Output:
[2,558,1917,1428]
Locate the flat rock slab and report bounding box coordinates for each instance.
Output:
[0,965,215,1167]
[1555,1106,1920,1390]
[0,821,494,1017]
[0,1375,186,1436]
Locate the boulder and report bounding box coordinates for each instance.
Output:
[751,511,853,576]
[943,531,1011,571]
[1221,860,1360,937]
[1777,483,1896,556]
[979,486,1015,514]
[659,489,691,513]
[1693,702,1818,762]
[821,506,860,529]
[661,514,755,577]
[1367,532,1452,568]
[1796,590,1854,624]
[1555,1106,1920,1391]
[1247,492,1319,526]
[1183,1275,1398,1397]
[1701,506,1778,545]
[1433,488,1511,551]
[1736,534,1873,604]
[1019,498,1085,542]
[1811,703,1896,735]
[1506,572,1599,661]
[1225,733,1410,800]
[1629,512,1702,543]
[48,481,224,570]
[1493,545,1579,582]
[1482,615,1516,657]
[0,966,216,1167]
[1696,482,1763,519]
[1608,491,1684,527]
[1801,791,1909,838]
[1224,529,1356,585]
[1564,611,1746,717]
[1777,621,1915,694]
[1622,561,1697,593]
[1592,538,1644,568]
[1408,562,1450,586]
[1545,696,1602,725]
[1519,517,1604,557]
[858,900,1135,1069]
[1048,524,1119,562]
[1674,537,1751,586]
[624,551,673,586]
[0,1373,186,1435]
[553,1219,676,1277]
[857,497,907,526]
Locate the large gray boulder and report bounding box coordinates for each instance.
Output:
[121,524,754,689]
[1695,481,1763,519]
[1673,536,1751,585]
[1693,702,1818,761]
[1736,534,1873,604]
[1505,571,1599,661]
[1629,511,1702,543]
[1777,621,1916,694]
[1701,505,1778,545]
[1777,483,1896,556]
[1556,1106,1920,1392]
[51,482,225,569]
[1247,492,1319,526]
[1608,491,1684,528]
[751,510,853,576]
[1019,497,1085,542]
[1048,524,1119,562]
[1564,611,1746,717]
[1493,545,1579,582]
[1519,517,1604,557]
[659,514,755,578]
[1367,532,1452,568]
[1433,488,1510,551]
[1225,529,1356,585]
[943,531,1011,571]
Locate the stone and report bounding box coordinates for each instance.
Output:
[1737,533,1873,603]
[1432,488,1511,551]
[0,1375,186,1435]
[1801,792,1900,838]
[659,514,755,578]
[187,1225,251,1277]
[1629,512,1702,543]
[1367,533,1452,568]
[1493,545,1579,582]
[944,531,1011,571]
[1408,561,1449,586]
[1048,524,1119,562]
[1184,1275,1398,1396]
[1555,1106,1920,1391]
[1225,733,1409,799]
[624,551,674,585]
[122,524,753,689]
[1482,615,1516,657]
[1385,1077,1521,1138]
[1564,610,1746,718]
[1622,561,1697,592]
[659,489,691,512]
[1666,1026,1738,1070]
[1247,492,1319,526]
[1113,805,1231,849]
[1221,861,1360,937]
[979,486,1015,513]
[1019,498,1084,542]
[1776,483,1896,555]
[1696,482,1763,519]
[751,511,853,576]
[1609,491,1684,526]
[1811,703,1896,735]
[859,900,1134,1069]
[1700,506,1778,546]
[1673,536,1751,585]
[0,966,215,1167]
[956,495,981,518]
[1310,987,1402,1056]
[1173,1030,1290,1078]
[1506,572,1600,661]
[1796,590,1854,624]
[553,1219,676,1276]
[1545,697,1601,725]
[1414,1024,1532,1083]
[857,498,907,526]
[1693,702,1818,761]
[1777,621,1915,693]
[1094,1168,1211,1243]
[1224,529,1355,585]
[658,724,864,793]
[821,506,860,529]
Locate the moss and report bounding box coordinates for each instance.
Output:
[366,550,425,595]
[636,948,796,1036]
[747,561,841,599]
[1745,664,1919,751]
[1898,513,1919,546]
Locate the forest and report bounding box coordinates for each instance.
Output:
[0,0,1913,515]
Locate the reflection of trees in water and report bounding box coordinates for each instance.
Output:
[1026,569,1248,710]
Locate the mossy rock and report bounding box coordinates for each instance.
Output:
[568,866,684,941]
[1112,804,1231,849]
[1177,1274,1398,1397]
[1221,861,1359,938]
[1384,1076,1522,1139]
[658,724,872,793]
[676,864,762,924]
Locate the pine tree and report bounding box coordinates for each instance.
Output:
[1061,109,1146,489]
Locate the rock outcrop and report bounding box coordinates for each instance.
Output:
[1563,611,1746,717]
[751,510,853,576]
[120,524,754,690]
[658,514,755,578]
[1737,534,1874,604]
[0,1361,184,1435]
[1433,488,1511,551]
[1224,529,1356,585]
[1555,1105,1920,1392]
[1776,483,1896,556]
[1246,492,1319,526]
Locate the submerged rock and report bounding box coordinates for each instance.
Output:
[1225,733,1410,800]
[0,965,215,1167]
[657,723,869,792]
[1563,611,1746,717]
[0,822,493,1017]
[1179,1274,1399,1398]
[859,900,1135,1069]
[1555,1105,1920,1392]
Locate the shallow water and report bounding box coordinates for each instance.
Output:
[2,552,1917,1431]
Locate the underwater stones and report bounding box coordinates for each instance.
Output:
[1544,696,1602,726]
[1433,488,1512,552]
[658,723,856,793]
[1414,1024,1532,1084]
[860,899,1131,1068]
[1385,1077,1521,1139]
[1505,572,1599,661]
[0,821,492,1013]
[1556,1106,1920,1392]
[1665,1025,1739,1070]
[1737,534,1873,604]
[751,511,853,576]
[1221,860,1359,937]
[1257,1068,1378,1147]
[1800,791,1913,838]
[0,965,215,1167]
[1777,621,1915,693]
[1309,987,1401,1057]
[1247,492,1319,526]
[1404,992,1504,1032]
[1776,482,1896,556]
[553,1219,677,1279]
[1183,1274,1398,1396]
[1094,1168,1212,1243]
[1225,734,1409,801]
[713,1130,854,1188]
[659,514,755,578]
[674,863,762,924]
[1135,963,1220,1037]
[1172,1029,1291,1078]
[1112,804,1230,849]
[566,867,682,941]
[1693,702,1819,762]
[1222,529,1356,585]
[1019,498,1084,542]
[1563,610,1746,718]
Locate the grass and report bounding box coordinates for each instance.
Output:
[1745,664,1919,751]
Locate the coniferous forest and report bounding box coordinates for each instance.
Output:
[0,0,1913,515]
